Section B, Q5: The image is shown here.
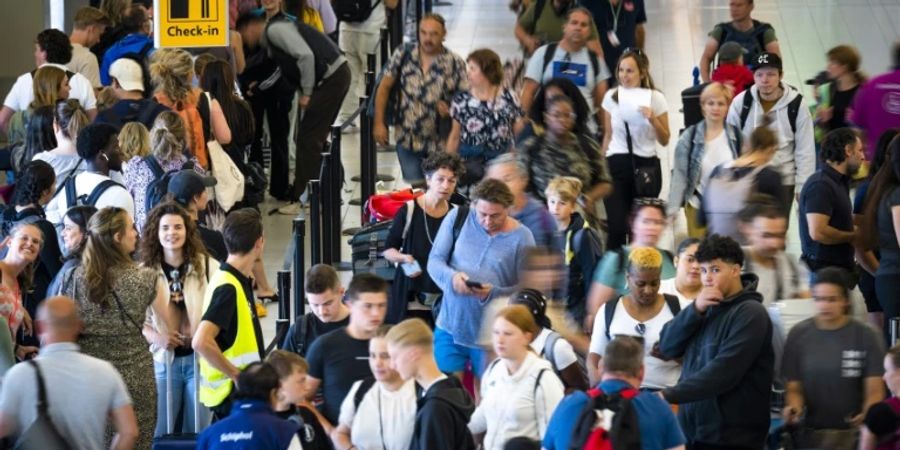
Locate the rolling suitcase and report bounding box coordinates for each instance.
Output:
[151,351,202,449]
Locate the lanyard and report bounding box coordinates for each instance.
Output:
[609,0,624,33]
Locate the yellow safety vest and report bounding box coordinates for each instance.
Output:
[198,269,261,407]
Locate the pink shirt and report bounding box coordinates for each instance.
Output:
[851,70,900,159]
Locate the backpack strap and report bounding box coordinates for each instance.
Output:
[787,93,803,135]
[541,42,558,76]
[84,179,122,207]
[400,199,416,246]
[663,293,681,316]
[739,89,754,130]
[353,377,377,410]
[64,176,78,210]
[604,296,621,341]
[542,331,561,371]
[527,0,547,35]
[587,49,600,81]
[448,205,469,260]
[144,155,165,180]
[27,360,51,416]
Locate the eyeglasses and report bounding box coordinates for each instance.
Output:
[634,323,646,335]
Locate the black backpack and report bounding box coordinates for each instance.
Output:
[64,176,123,209]
[333,0,383,22]
[144,156,191,216]
[718,19,773,68]
[738,87,804,135]
[567,387,642,450]
[604,294,681,341]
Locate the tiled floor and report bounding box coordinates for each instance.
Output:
[256,0,900,341]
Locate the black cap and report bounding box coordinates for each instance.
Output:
[805,70,830,86]
[753,52,782,71]
[167,170,216,204]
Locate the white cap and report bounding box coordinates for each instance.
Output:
[109,58,144,92]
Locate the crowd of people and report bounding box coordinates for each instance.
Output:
[0,0,899,449]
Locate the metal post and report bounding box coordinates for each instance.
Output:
[360,92,374,223]
[277,270,291,322]
[329,125,346,266]
[424,0,432,14]
[380,27,389,68]
[292,216,306,317]
[319,151,333,265]
[415,0,423,42]
[308,180,322,265]
[892,318,900,346]
[389,3,403,51]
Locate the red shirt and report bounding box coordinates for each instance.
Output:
[712,63,755,95]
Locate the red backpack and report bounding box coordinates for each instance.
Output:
[568,387,642,450]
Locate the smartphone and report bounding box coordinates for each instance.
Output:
[401,260,422,276]
[465,280,484,289]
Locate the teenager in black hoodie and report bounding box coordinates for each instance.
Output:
[385,318,476,450]
[658,234,774,450]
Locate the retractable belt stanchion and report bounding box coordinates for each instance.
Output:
[277,270,291,322]
[350,53,393,190]
[389,4,403,52]
[892,318,900,346]
[377,27,393,154]
[329,125,352,269]
[318,151,334,265]
[350,54,386,208]
[293,215,306,317]
[308,179,322,265]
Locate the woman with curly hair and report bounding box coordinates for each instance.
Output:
[139,201,216,436]
[150,47,231,169]
[59,206,175,449]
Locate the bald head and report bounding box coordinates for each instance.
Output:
[37,296,82,343]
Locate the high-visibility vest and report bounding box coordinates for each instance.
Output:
[198,269,261,407]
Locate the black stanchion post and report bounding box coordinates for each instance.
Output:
[308,180,322,265]
[319,151,333,265]
[359,92,374,222]
[292,216,306,317]
[415,0,423,39]
[329,125,351,269]
[380,27,389,68]
[277,270,291,322]
[892,318,900,346]
[424,0,432,13]
[389,3,403,51]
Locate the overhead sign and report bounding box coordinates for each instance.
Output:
[154,0,229,48]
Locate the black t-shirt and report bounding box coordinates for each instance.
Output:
[826,84,860,132]
[385,202,448,294]
[275,405,332,450]
[799,165,854,269]
[306,327,372,425]
[162,261,193,357]
[282,312,350,357]
[584,0,647,80]
[94,99,169,131]
[200,262,265,360]
[198,224,227,262]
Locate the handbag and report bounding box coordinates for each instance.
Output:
[624,122,662,198]
[203,93,245,212]
[14,361,74,450]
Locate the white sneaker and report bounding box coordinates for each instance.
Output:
[276,202,303,215]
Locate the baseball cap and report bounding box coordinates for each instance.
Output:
[109,58,144,92]
[167,170,217,204]
[753,52,783,71]
[718,42,744,62]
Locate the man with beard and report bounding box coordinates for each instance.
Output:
[798,128,865,284]
[515,0,601,58]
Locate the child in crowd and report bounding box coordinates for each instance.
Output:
[266,350,333,450]
[711,41,754,95]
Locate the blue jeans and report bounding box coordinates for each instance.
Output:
[396,145,426,185]
[153,355,211,437]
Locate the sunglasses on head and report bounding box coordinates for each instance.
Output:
[633,197,666,208]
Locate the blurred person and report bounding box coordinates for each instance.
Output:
[697,0,780,82]
[196,362,302,449]
[585,198,675,331]
[782,267,884,450]
[659,238,702,303]
[0,296,138,450]
[516,77,592,142]
[799,128,864,281]
[331,325,417,450]
[710,42,753,94]
[668,82,742,238]
[95,58,168,130]
[267,350,332,450]
[427,178,535,381]
[34,99,90,190]
[373,13,468,185]
[469,305,565,449]
[59,206,175,448]
[139,201,216,436]
[601,49,670,249]
[814,45,865,140]
[44,123,134,223]
[281,264,349,357]
[4,67,71,150]
[67,6,111,89]
[0,29,97,134]
[726,52,815,217]
[192,209,267,421]
[46,205,97,296]
[698,122,785,242]
[383,152,464,324]
[385,318,476,450]
[851,42,900,159]
[447,49,522,187]
[542,336,686,450]
[303,274,389,425]
[658,234,774,450]
[517,95,612,204]
[588,247,690,389]
[738,194,809,305]
[486,153,557,248]
[13,105,57,173]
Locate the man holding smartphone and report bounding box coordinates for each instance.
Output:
[427,179,535,384]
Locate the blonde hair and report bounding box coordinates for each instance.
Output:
[700,82,734,107]
[99,0,131,26]
[31,66,67,109]
[627,247,663,272]
[82,207,134,306]
[151,111,187,151]
[545,176,583,204]
[494,305,539,342]
[385,318,433,350]
[150,48,195,105]
[266,350,309,379]
[118,122,150,160]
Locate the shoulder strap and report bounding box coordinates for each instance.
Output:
[144,155,165,179]
[64,175,78,209]
[663,294,681,316]
[528,0,547,34]
[27,360,51,416]
[587,49,600,80]
[84,179,122,207]
[542,331,561,370]
[353,377,377,410]
[604,297,621,341]
[739,90,754,130]
[787,93,803,135]
[448,205,469,260]
[52,158,83,200]
[401,199,416,243]
[541,42,558,76]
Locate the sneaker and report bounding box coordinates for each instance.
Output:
[255,300,268,318]
[276,202,303,215]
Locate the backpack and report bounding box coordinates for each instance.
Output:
[333,0,383,23]
[64,176,122,210]
[738,88,804,134]
[281,313,313,356]
[604,294,681,341]
[353,377,377,410]
[540,330,588,386]
[565,224,604,322]
[567,387,642,450]
[717,19,773,67]
[541,42,601,83]
[702,164,766,241]
[144,156,192,216]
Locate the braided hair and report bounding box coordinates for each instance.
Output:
[11,160,56,208]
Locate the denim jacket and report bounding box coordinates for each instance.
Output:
[667,120,743,216]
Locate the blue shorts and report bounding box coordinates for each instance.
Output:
[434,327,488,378]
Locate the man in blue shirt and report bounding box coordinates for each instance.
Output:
[543,336,685,450]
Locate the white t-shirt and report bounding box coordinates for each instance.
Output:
[589,296,691,389]
[691,130,735,207]
[525,44,611,114]
[338,379,417,450]
[339,1,386,33]
[67,43,101,88]
[602,88,668,158]
[658,278,695,303]
[3,63,97,112]
[530,328,578,372]
[45,171,135,224]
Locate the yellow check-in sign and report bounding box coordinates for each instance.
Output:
[154,0,229,48]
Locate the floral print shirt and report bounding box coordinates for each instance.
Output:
[450,88,523,156]
[517,131,613,202]
[386,45,468,153]
[124,155,199,232]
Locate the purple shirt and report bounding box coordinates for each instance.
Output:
[851,70,900,159]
